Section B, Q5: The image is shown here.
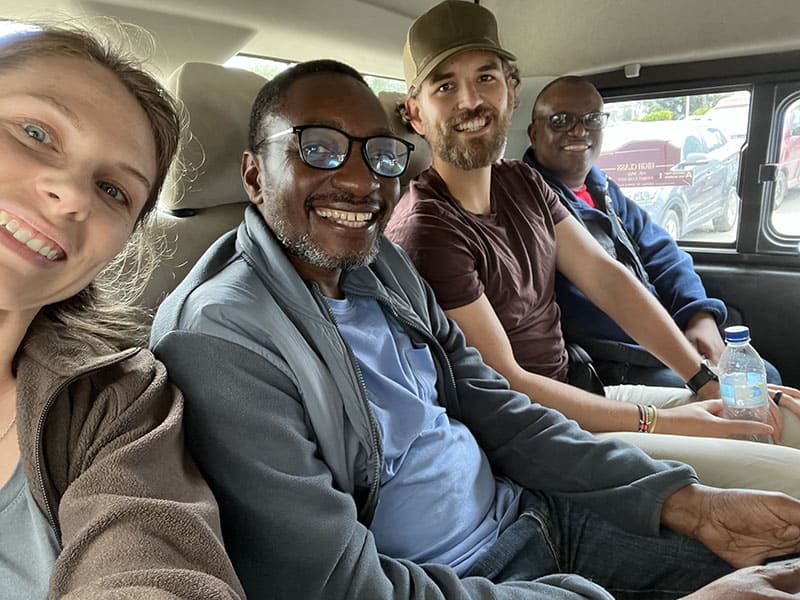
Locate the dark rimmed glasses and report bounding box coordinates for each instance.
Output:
[538,111,610,132]
[261,124,415,178]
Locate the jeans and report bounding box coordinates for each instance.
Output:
[467,490,732,600]
[594,358,783,387]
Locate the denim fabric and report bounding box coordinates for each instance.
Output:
[467,490,732,600]
[594,358,782,387]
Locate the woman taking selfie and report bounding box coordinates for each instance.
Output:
[0,25,242,598]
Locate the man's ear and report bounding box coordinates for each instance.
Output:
[527,121,537,146]
[241,150,264,205]
[405,97,426,137]
[507,77,520,111]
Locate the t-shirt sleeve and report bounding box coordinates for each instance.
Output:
[387,202,485,311]
[520,161,571,226]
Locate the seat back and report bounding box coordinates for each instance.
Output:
[377,91,430,188]
[137,62,267,310]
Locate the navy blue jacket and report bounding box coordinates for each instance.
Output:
[523,148,726,355]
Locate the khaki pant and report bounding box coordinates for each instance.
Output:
[598,385,800,498]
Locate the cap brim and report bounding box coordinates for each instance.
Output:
[410,43,517,91]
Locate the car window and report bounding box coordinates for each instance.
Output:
[682,135,706,157]
[598,91,748,244]
[0,19,37,35]
[226,54,406,95]
[704,91,750,142]
[770,95,800,236]
[702,128,728,152]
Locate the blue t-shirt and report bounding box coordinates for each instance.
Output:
[326,295,521,575]
[0,462,60,598]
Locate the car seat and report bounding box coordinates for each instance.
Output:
[137,61,267,310]
[377,91,430,188]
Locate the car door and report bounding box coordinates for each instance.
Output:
[781,102,800,189]
[681,132,717,231]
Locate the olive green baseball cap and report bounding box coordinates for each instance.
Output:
[403,0,517,91]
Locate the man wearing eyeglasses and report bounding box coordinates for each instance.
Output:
[388,0,800,481]
[521,77,786,392]
[148,31,800,600]
[384,0,790,441]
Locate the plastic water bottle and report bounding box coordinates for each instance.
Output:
[717,325,772,443]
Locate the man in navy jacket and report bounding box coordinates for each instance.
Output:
[523,76,780,387]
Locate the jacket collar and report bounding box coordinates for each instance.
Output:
[522,146,609,204]
[238,204,398,309]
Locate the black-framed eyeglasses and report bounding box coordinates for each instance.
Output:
[538,111,610,132]
[261,124,415,178]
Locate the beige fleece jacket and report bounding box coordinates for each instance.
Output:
[14,333,245,599]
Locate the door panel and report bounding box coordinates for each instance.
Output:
[695,263,800,387]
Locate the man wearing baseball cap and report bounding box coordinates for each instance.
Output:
[388,0,800,487]
[386,0,800,597]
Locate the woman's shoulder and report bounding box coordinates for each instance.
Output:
[17,336,174,428]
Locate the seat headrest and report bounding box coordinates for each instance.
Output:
[161,62,267,212]
[377,91,431,186]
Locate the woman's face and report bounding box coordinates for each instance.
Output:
[0,55,157,314]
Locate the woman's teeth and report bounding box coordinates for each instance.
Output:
[0,210,63,260]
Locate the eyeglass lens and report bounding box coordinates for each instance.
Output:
[548,112,609,132]
[299,126,411,177]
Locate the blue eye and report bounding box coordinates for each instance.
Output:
[23,123,52,144]
[97,181,127,204]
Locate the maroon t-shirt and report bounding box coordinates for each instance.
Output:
[386,160,571,381]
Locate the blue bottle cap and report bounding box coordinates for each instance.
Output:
[724,325,750,343]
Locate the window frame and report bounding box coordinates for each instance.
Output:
[589,50,800,268]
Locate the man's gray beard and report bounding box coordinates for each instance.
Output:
[427,110,511,170]
[273,226,381,271]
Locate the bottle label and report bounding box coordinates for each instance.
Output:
[720,372,767,407]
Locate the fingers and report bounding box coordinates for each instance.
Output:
[694,398,724,413]
[716,419,774,436]
[660,402,774,438]
[769,386,800,419]
[696,380,721,401]
[762,559,800,594]
[767,400,785,443]
[781,394,800,419]
[768,384,800,396]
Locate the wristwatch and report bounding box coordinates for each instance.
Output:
[685,361,719,393]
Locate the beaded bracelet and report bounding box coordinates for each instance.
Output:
[637,404,648,432]
[637,404,659,433]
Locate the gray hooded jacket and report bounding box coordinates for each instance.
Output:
[150,205,698,599]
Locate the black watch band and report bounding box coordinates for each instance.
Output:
[685,362,719,393]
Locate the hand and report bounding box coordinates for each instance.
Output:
[766,390,785,444]
[694,378,721,402]
[657,400,774,439]
[684,312,725,364]
[769,384,800,421]
[662,484,800,568]
[682,561,800,599]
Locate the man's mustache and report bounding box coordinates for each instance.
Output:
[446,105,497,129]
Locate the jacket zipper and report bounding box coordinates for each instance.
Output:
[312,287,383,524]
[34,348,140,545]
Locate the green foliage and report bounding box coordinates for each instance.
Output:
[640,110,674,121]
[694,106,710,116]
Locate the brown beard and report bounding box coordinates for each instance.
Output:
[425,105,511,170]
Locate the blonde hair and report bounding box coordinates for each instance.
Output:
[2,24,182,353]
